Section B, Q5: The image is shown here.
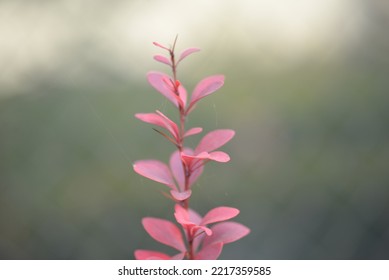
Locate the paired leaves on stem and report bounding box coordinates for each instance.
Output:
[133,39,249,260]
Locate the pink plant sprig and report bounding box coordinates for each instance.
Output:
[133,38,249,260]
[135,205,249,260]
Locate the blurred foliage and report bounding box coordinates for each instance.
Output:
[1,0,389,259]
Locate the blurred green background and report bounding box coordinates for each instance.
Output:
[1,0,389,259]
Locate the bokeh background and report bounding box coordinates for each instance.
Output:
[1,0,389,259]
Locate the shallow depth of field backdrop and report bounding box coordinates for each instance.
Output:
[1,0,389,259]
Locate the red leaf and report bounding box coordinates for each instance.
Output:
[169,150,185,191]
[135,112,163,126]
[134,249,171,260]
[178,47,200,63]
[155,110,179,140]
[177,83,187,108]
[193,225,212,236]
[194,242,223,260]
[153,41,169,51]
[202,222,250,247]
[188,208,202,225]
[181,151,207,165]
[189,75,224,109]
[171,252,185,260]
[147,72,178,107]
[133,160,175,189]
[208,151,230,162]
[174,204,211,237]
[170,189,192,201]
[153,55,171,66]
[189,164,203,187]
[184,127,203,138]
[174,204,192,226]
[135,112,179,142]
[201,207,240,226]
[195,129,235,154]
[142,217,186,252]
[192,231,205,252]
[181,151,230,163]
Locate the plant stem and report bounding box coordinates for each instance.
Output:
[169,38,194,259]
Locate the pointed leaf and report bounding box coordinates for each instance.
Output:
[195,129,235,154]
[184,127,203,138]
[142,217,186,252]
[135,112,164,126]
[155,110,179,140]
[135,112,178,141]
[203,222,250,247]
[134,250,171,260]
[189,75,224,107]
[153,41,169,51]
[194,242,223,260]
[147,72,178,107]
[178,47,200,63]
[152,128,177,145]
[133,160,175,189]
[154,55,171,66]
[201,207,239,226]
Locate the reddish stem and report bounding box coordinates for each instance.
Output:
[169,38,194,259]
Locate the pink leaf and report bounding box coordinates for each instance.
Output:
[147,72,178,107]
[174,205,211,236]
[142,217,186,252]
[192,231,205,252]
[208,151,230,162]
[184,127,203,138]
[153,55,171,66]
[194,242,223,260]
[174,204,192,226]
[193,225,212,236]
[171,252,186,260]
[135,112,164,126]
[177,83,187,108]
[153,41,169,51]
[133,160,176,189]
[169,150,188,191]
[134,250,171,260]
[135,112,178,141]
[195,129,235,154]
[155,110,179,140]
[202,222,250,247]
[178,47,200,63]
[201,207,240,226]
[189,164,204,187]
[169,155,184,191]
[189,75,225,108]
[188,208,202,225]
[181,151,230,163]
[181,151,208,164]
[170,189,192,201]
